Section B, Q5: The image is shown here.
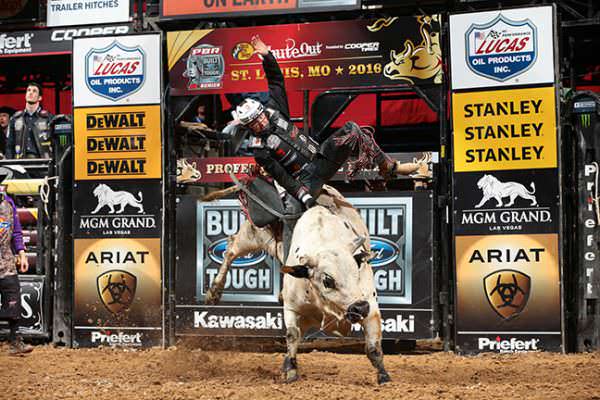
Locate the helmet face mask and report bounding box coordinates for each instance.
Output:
[236,98,268,133]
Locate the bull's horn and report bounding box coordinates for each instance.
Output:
[350,235,366,253]
[390,49,397,60]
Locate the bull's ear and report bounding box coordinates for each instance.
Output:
[281,265,310,279]
[350,235,366,254]
[353,250,371,268]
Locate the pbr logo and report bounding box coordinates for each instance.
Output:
[184,44,225,90]
[465,14,537,82]
[484,269,530,320]
[85,41,145,101]
[97,270,137,314]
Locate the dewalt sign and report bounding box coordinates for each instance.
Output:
[452,86,557,172]
[74,105,162,180]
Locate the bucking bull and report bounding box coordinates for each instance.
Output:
[204,185,391,385]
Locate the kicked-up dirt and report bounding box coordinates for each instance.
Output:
[1,342,599,400]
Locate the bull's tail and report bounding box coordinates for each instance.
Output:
[528,182,536,194]
[202,185,241,201]
[136,191,143,203]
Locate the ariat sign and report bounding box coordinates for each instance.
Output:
[478,337,539,352]
[91,331,143,346]
[74,105,162,180]
[452,86,557,172]
[194,311,283,331]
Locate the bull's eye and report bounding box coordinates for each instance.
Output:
[323,274,336,290]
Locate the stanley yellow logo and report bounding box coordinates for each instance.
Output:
[484,269,530,320]
[74,105,162,180]
[452,86,557,172]
[97,270,137,314]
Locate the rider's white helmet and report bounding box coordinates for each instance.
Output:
[235,98,265,125]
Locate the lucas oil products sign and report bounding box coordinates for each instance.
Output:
[449,5,555,90]
[73,105,162,180]
[455,234,561,352]
[73,180,162,238]
[452,86,557,172]
[73,34,161,107]
[73,238,162,347]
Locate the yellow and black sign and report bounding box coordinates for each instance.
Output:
[74,105,162,180]
[455,233,560,331]
[73,237,162,324]
[452,86,557,172]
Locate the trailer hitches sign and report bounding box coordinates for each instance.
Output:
[466,14,536,82]
[86,41,145,101]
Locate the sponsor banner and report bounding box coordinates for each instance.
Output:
[0,25,131,58]
[73,33,161,107]
[167,16,442,95]
[73,237,162,346]
[186,157,256,184]
[197,200,281,303]
[351,309,433,339]
[73,180,162,238]
[0,275,45,336]
[449,6,555,90]
[74,105,162,180]
[578,161,600,300]
[455,233,561,352]
[161,0,359,20]
[458,334,561,354]
[47,0,130,27]
[452,86,557,172]
[73,328,162,348]
[176,306,285,337]
[454,169,559,235]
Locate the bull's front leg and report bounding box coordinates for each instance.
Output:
[282,307,301,383]
[362,310,391,384]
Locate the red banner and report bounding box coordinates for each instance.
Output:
[182,156,257,183]
[167,16,442,96]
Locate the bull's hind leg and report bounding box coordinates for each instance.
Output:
[282,308,301,383]
[362,311,391,384]
[204,221,265,305]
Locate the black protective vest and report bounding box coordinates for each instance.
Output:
[11,110,51,159]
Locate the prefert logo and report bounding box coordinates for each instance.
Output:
[478,336,539,352]
[91,331,142,346]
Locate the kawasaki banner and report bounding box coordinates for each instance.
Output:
[167,16,442,96]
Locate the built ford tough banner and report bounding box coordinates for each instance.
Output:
[167,16,442,96]
[174,191,434,339]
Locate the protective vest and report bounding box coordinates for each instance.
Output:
[12,109,51,159]
[261,109,319,177]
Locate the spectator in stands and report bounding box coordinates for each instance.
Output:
[0,106,14,157]
[6,83,53,159]
[0,182,31,355]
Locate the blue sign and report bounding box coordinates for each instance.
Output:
[465,14,537,82]
[208,238,267,267]
[370,237,399,267]
[85,41,146,101]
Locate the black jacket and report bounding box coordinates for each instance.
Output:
[7,107,53,159]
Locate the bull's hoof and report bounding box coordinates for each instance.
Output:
[204,287,222,305]
[377,372,391,385]
[283,369,299,383]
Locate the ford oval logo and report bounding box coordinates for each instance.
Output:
[370,237,399,267]
[208,238,267,267]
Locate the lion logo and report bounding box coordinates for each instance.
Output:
[90,184,144,214]
[474,174,538,209]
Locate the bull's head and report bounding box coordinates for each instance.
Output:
[282,235,373,324]
[177,158,201,183]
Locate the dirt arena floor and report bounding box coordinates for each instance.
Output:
[1,340,599,400]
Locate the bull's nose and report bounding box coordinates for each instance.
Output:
[346,301,370,323]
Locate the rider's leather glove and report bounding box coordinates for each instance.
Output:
[297,187,316,209]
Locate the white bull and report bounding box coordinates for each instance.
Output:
[205,186,391,384]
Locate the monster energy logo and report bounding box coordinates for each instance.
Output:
[59,135,68,146]
[581,113,592,128]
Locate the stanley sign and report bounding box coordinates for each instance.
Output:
[74,105,162,180]
[452,86,557,172]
